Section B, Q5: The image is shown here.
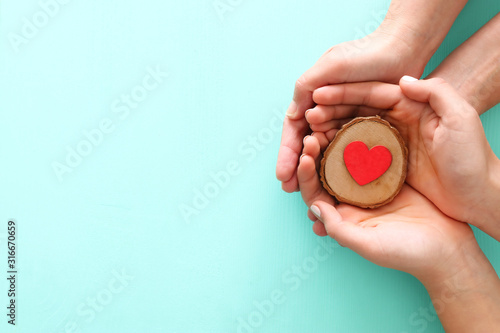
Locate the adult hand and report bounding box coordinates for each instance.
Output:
[298,135,500,332]
[276,0,469,192]
[276,31,427,192]
[308,77,500,240]
[298,135,475,281]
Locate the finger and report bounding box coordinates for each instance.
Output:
[311,132,330,152]
[399,76,471,118]
[303,135,323,170]
[281,173,299,193]
[305,105,357,124]
[302,135,321,160]
[310,119,351,133]
[286,85,313,120]
[287,55,352,119]
[313,82,403,108]
[276,117,310,187]
[325,129,337,142]
[306,105,383,124]
[308,204,328,236]
[307,208,317,221]
[297,153,335,207]
[312,221,328,236]
[310,202,374,253]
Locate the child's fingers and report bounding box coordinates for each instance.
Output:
[312,82,403,108]
[305,105,356,123]
[301,136,339,238]
[311,132,330,152]
[297,153,335,208]
[325,129,337,142]
[276,116,310,190]
[302,136,321,160]
[304,135,324,171]
[310,119,352,132]
[306,104,384,124]
[312,130,338,151]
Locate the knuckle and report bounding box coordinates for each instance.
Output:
[295,75,308,91]
[429,77,447,87]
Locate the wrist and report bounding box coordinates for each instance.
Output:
[420,239,500,331]
[474,156,500,240]
[375,0,468,69]
[420,238,496,299]
[375,20,435,71]
[367,25,428,80]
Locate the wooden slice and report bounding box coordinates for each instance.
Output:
[320,116,408,208]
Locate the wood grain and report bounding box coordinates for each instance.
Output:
[320,116,408,208]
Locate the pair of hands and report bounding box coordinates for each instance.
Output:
[276,30,500,288]
[298,76,498,284]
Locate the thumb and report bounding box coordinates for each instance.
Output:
[399,76,466,119]
[310,202,373,252]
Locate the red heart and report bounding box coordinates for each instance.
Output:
[343,141,392,186]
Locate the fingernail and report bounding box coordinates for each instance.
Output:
[303,135,310,145]
[402,75,418,82]
[305,109,311,119]
[310,205,321,218]
[286,101,298,117]
[300,153,306,162]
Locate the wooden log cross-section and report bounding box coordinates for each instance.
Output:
[320,116,408,208]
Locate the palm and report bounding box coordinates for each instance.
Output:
[310,81,492,222]
[298,135,475,281]
[334,184,473,279]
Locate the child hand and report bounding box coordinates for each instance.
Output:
[276,31,427,193]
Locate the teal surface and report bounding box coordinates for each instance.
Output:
[1,1,500,332]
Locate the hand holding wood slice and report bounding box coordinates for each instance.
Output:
[320,116,408,208]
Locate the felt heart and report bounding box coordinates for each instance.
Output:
[343,141,392,186]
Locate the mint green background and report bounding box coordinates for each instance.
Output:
[1,1,500,332]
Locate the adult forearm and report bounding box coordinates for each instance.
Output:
[429,13,500,114]
[377,0,468,64]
